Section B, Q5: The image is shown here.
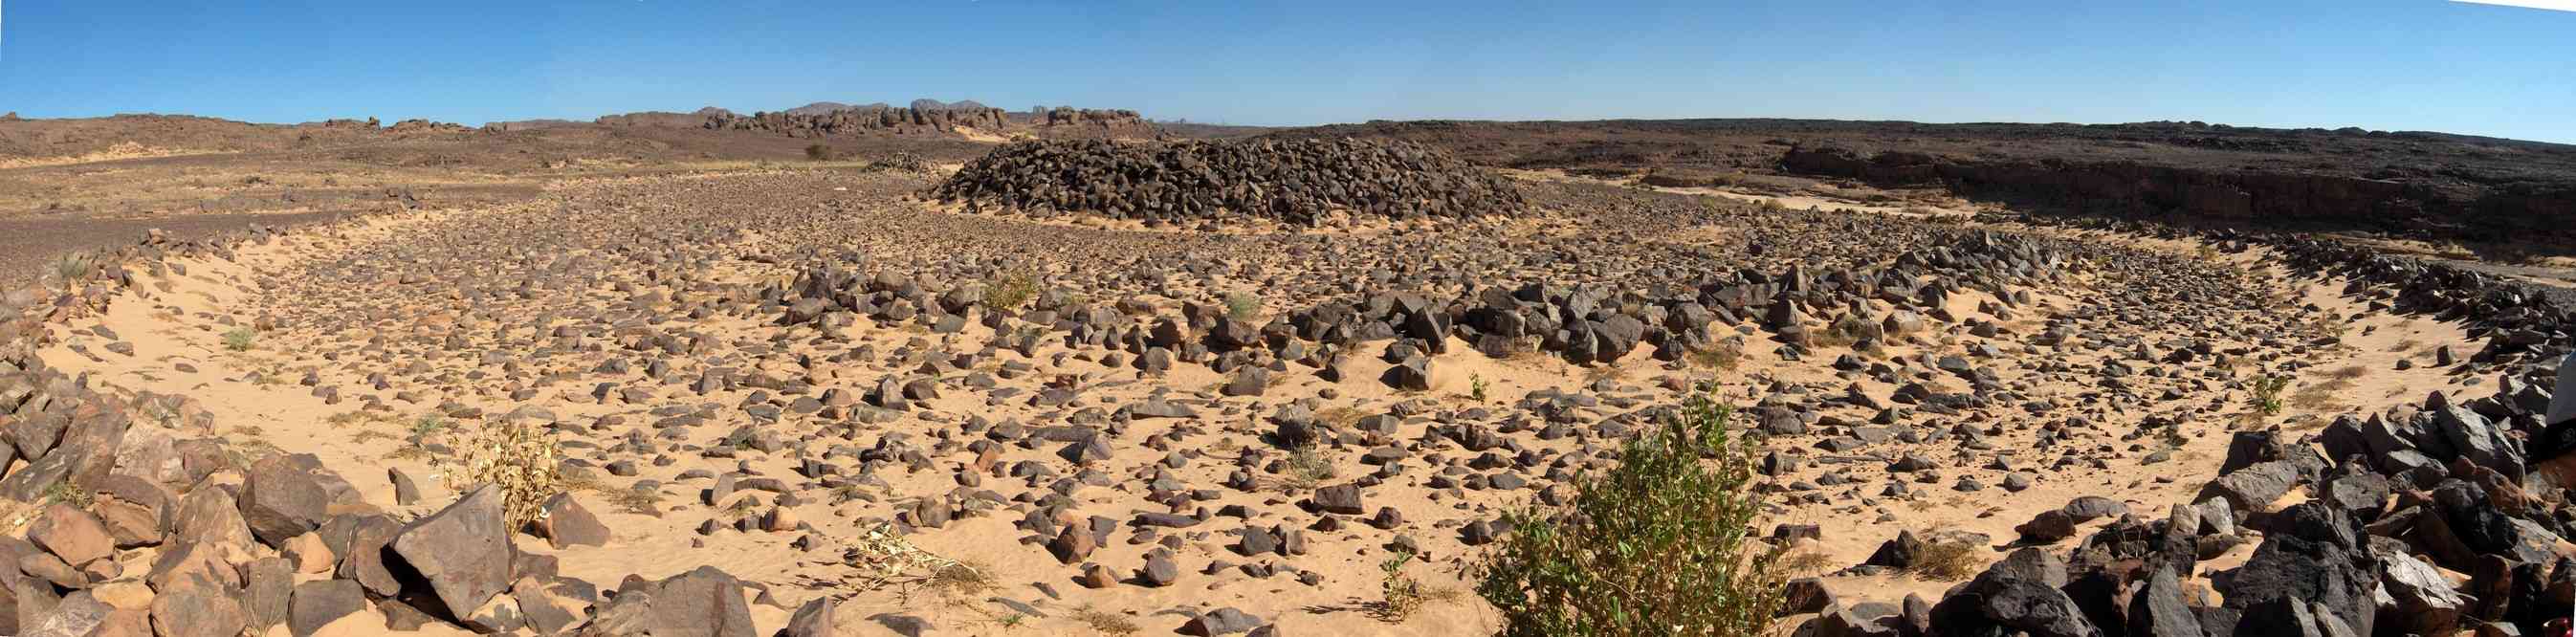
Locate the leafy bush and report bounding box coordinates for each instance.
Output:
[804,143,834,161]
[51,253,93,283]
[1281,443,1336,492]
[439,416,563,530]
[984,272,1038,311]
[1476,392,1782,636]
[2251,375,2291,415]
[1223,292,1260,321]
[222,327,258,351]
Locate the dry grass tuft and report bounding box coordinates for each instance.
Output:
[1778,550,1836,576]
[1906,537,1983,582]
[1687,345,1742,371]
[1281,443,1337,493]
[1069,606,1139,635]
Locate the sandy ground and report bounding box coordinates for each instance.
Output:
[19,168,2511,636]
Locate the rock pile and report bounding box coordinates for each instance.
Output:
[929,139,1528,226]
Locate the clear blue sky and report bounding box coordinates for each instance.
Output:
[4,1,2573,143]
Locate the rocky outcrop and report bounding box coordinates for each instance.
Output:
[1782,144,2576,246]
[593,107,737,128]
[705,105,1012,137]
[700,105,1153,139]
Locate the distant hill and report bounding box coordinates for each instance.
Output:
[909,99,991,112]
[785,101,892,116]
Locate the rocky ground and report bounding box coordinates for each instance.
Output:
[0,135,2567,637]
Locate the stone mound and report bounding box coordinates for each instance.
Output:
[928,138,1526,226]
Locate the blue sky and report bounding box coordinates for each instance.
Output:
[3,1,2572,143]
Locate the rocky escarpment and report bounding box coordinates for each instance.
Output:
[929,139,1526,226]
[1783,143,2576,246]
[702,105,1153,139]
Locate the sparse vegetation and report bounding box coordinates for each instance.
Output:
[1316,406,1367,430]
[2250,375,2291,415]
[1069,606,1139,635]
[1374,549,1430,621]
[984,272,1038,311]
[1809,316,1871,348]
[601,486,666,515]
[438,417,564,530]
[222,327,258,351]
[1475,391,1781,636]
[409,413,449,438]
[1778,550,1836,575]
[844,520,968,592]
[43,479,92,508]
[1469,374,1489,402]
[1282,443,1336,492]
[804,143,835,161]
[1687,344,1742,371]
[1905,536,1983,582]
[50,253,93,283]
[927,560,996,597]
[1223,291,1260,320]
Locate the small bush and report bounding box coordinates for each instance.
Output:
[439,417,563,530]
[2251,375,2291,415]
[1906,537,1983,582]
[1376,549,1429,621]
[409,413,449,437]
[1475,392,1782,636]
[1223,292,1261,321]
[222,327,258,352]
[1281,444,1336,492]
[44,479,92,508]
[1470,374,1490,402]
[51,253,93,283]
[984,273,1038,311]
[804,143,834,161]
[1687,344,1742,371]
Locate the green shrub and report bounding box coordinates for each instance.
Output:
[222,327,258,352]
[1223,292,1260,321]
[51,253,93,283]
[2251,375,2291,415]
[984,272,1038,311]
[1376,549,1428,620]
[1476,392,1782,636]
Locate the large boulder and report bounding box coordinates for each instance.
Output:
[2218,504,2376,636]
[1927,548,2098,637]
[240,454,335,546]
[387,485,515,621]
[581,565,757,637]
